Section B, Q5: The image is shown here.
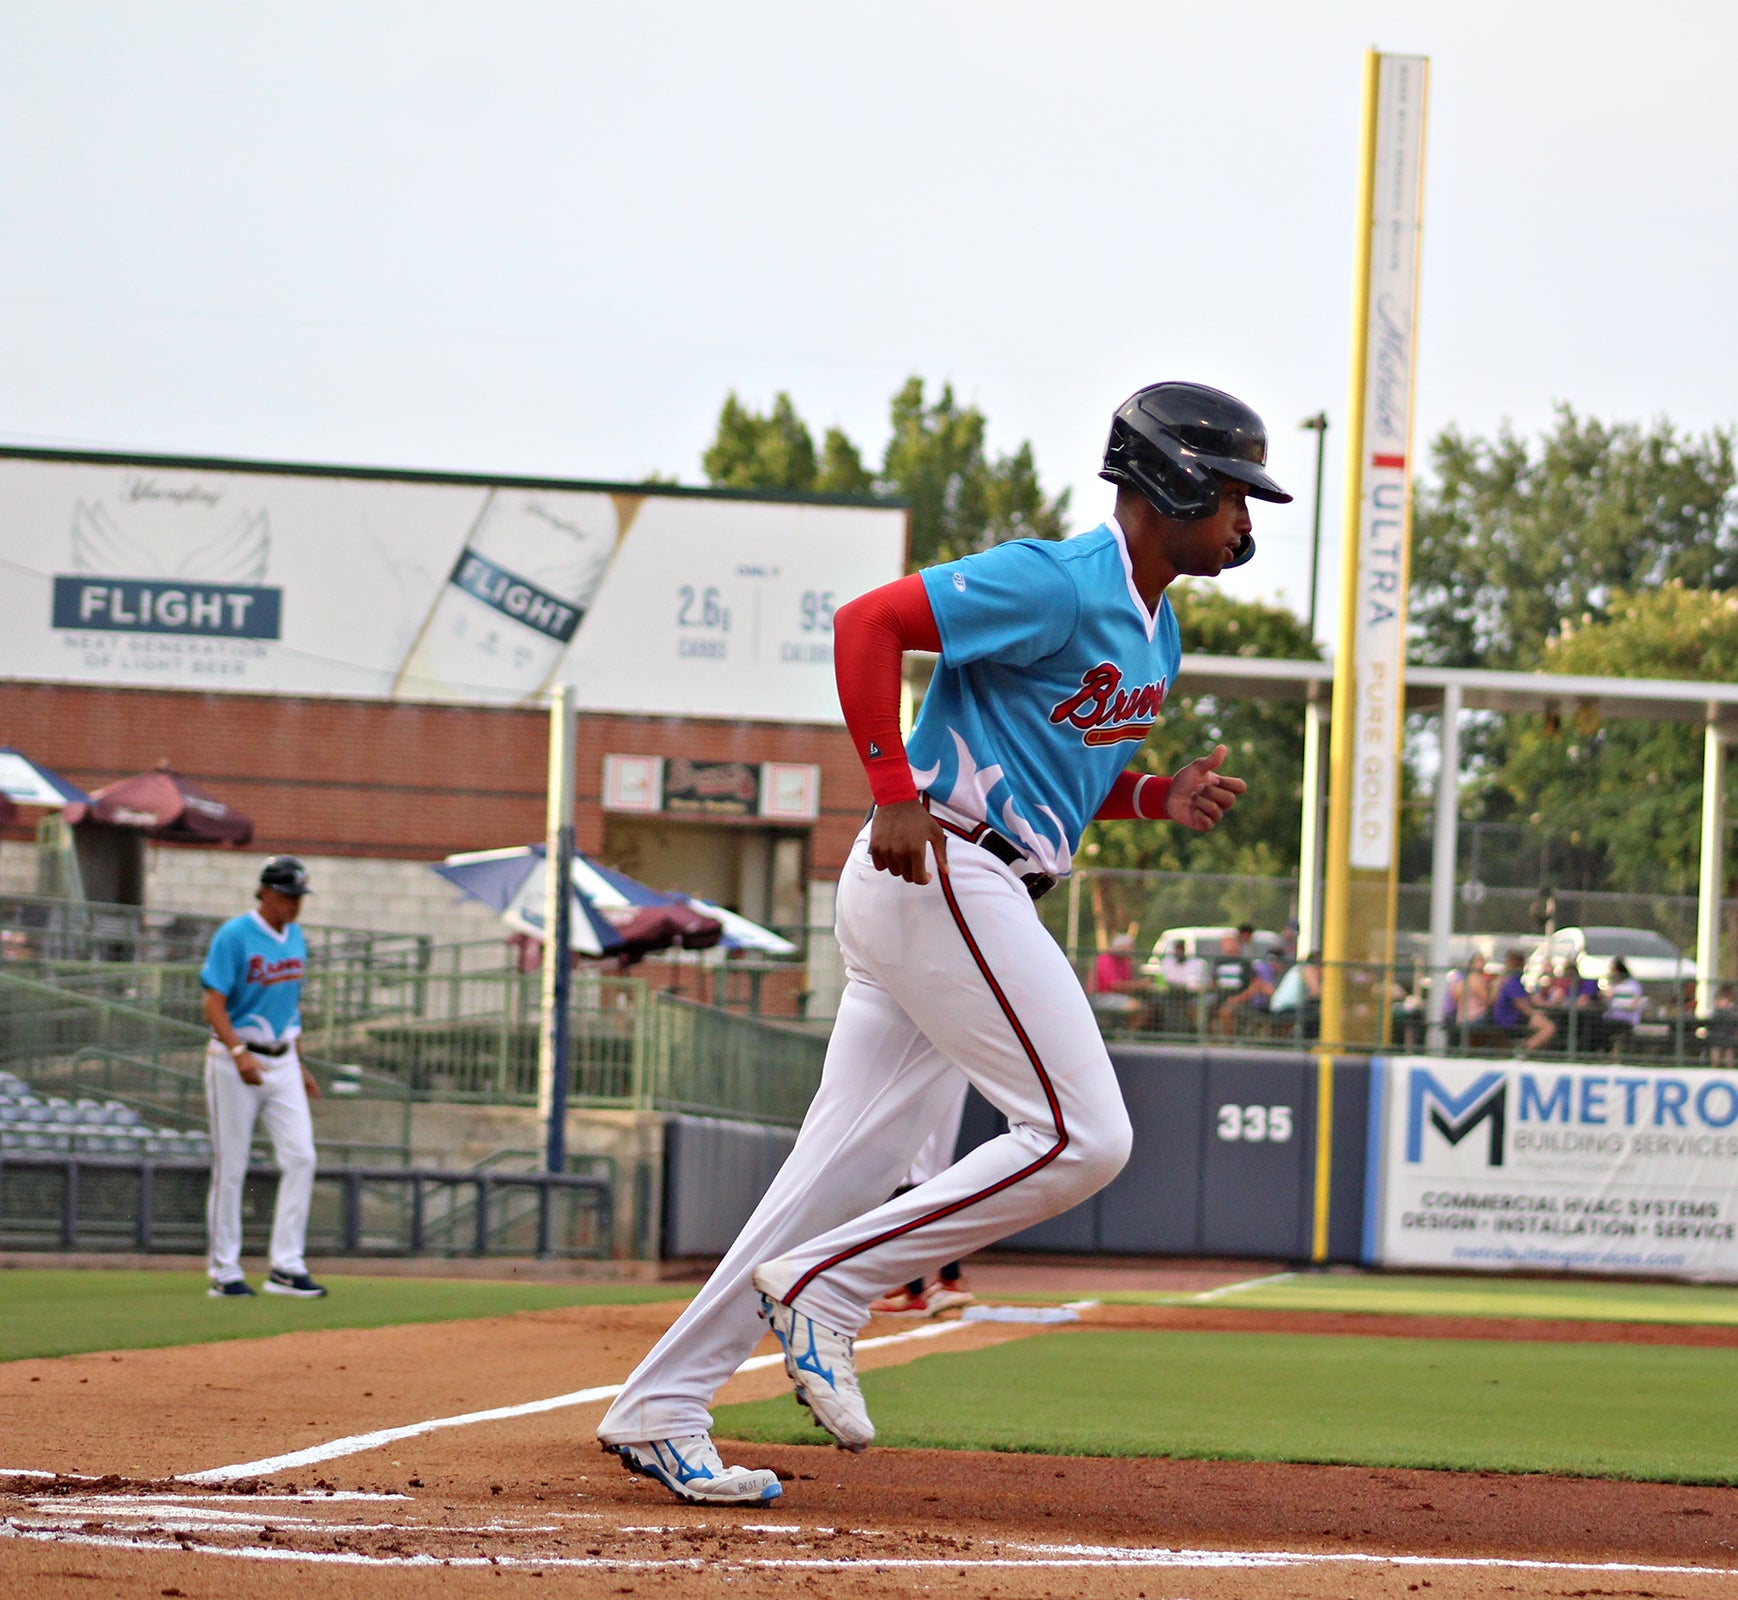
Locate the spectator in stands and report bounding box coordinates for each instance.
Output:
[1216,933,1276,1035]
[1268,950,1322,1040]
[1154,937,1207,1033]
[1602,957,1646,1055]
[1491,948,1554,1052]
[1211,925,1256,999]
[1089,929,1147,1032]
[1442,952,1491,1041]
[1559,957,1602,1052]
[1706,983,1738,1068]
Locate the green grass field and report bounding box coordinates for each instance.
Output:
[1047,1269,1738,1326]
[0,1270,692,1363]
[718,1327,1738,1484]
[8,1267,1737,1484]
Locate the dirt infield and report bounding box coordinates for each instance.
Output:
[5,1292,1738,1599]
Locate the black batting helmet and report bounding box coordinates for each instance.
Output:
[1100,382,1292,568]
[258,855,313,896]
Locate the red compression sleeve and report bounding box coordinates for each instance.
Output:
[1094,769,1173,821]
[834,574,942,807]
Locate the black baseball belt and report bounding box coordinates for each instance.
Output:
[884,798,1057,901]
[215,1038,292,1057]
[936,816,1058,900]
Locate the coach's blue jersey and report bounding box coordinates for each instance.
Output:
[200,912,307,1042]
[911,519,1180,875]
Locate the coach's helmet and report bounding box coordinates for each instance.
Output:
[1100,382,1291,567]
[259,855,313,897]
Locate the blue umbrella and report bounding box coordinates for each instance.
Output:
[0,748,89,808]
[432,845,627,957]
[432,846,795,958]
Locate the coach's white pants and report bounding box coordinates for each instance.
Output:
[204,1041,317,1284]
[598,827,1131,1445]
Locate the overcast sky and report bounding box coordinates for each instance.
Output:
[4,2,1734,648]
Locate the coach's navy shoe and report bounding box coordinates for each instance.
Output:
[606,1434,782,1504]
[262,1269,328,1298]
[207,1279,255,1298]
[752,1265,874,1452]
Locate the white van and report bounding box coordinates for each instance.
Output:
[1143,925,1284,985]
[1524,926,1693,989]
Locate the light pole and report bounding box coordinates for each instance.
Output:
[1299,411,1329,642]
[1294,411,1330,962]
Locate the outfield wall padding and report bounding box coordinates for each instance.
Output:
[661,1113,798,1258]
[662,1053,1374,1265]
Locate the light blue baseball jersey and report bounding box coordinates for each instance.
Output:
[912,518,1180,875]
[200,911,307,1042]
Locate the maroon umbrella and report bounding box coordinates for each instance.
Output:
[65,764,254,846]
[604,901,724,967]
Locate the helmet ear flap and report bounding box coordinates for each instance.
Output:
[1222,531,1256,568]
[1125,450,1220,521]
[1101,416,1220,520]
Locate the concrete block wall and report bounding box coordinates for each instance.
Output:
[143,846,507,944]
[0,839,34,897]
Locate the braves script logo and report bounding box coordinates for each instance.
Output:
[1048,663,1166,746]
[245,954,304,987]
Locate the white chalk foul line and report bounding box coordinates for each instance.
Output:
[4,1521,1737,1580]
[183,1317,972,1484]
[1191,1270,1298,1302]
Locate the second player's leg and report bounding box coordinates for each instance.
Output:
[203,1043,263,1286]
[756,845,1131,1335]
[256,1052,317,1278]
[597,978,964,1446]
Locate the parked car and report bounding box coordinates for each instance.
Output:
[1142,925,1285,982]
[1524,926,1694,990]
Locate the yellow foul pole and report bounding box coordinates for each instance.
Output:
[1314,49,1430,1257]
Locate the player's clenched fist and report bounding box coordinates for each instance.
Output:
[868,799,950,884]
[1164,744,1245,833]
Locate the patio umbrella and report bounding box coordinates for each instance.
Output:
[435,845,725,963]
[63,764,253,845]
[0,748,89,809]
[432,845,794,959]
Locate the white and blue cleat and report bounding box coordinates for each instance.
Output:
[752,1266,875,1452]
[606,1433,782,1504]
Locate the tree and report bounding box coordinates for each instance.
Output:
[881,378,1069,567]
[1081,589,1321,876]
[698,379,1068,565]
[1409,406,1738,670]
[1494,584,1738,893]
[816,427,873,496]
[702,391,817,491]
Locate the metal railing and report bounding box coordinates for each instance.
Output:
[0,1154,612,1258]
[0,971,416,1165]
[0,892,432,971]
[1036,866,1738,967]
[1080,952,1720,1063]
[0,962,829,1124]
[642,994,826,1126]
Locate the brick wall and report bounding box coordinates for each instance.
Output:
[0,683,869,875]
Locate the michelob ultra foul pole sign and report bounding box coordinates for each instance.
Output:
[1346,52,1428,870]
[1320,50,1429,1049]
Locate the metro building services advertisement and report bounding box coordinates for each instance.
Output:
[1365,1055,1738,1281]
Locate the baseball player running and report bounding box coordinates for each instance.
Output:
[200,855,327,1299]
[597,383,1288,1504]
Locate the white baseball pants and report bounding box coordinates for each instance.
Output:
[598,825,1131,1445]
[203,1041,317,1284]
